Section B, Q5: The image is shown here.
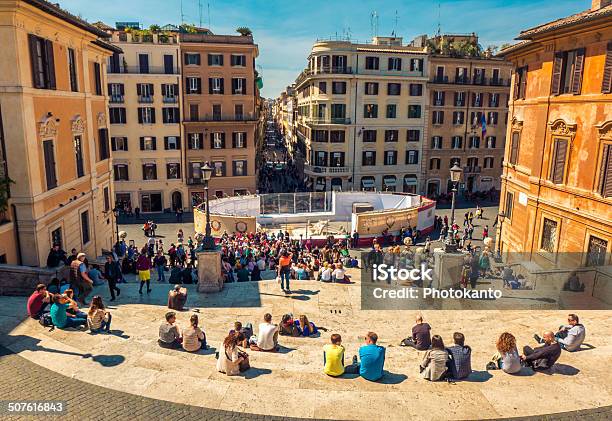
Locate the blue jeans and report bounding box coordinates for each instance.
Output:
[280,269,290,290]
[64,316,87,329]
[91,313,112,333]
[157,265,165,282]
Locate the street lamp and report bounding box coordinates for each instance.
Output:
[496,212,506,260]
[200,163,216,250]
[112,206,120,244]
[444,162,463,252]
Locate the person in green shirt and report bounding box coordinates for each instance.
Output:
[50,295,87,329]
[323,334,347,377]
[235,263,250,282]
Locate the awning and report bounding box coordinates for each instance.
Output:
[404,176,418,185]
[383,177,397,187]
[361,179,375,188]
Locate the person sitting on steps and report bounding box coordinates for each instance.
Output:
[534,314,585,352]
[250,313,279,352]
[344,331,386,382]
[420,335,449,381]
[522,331,561,371]
[401,315,431,350]
[158,311,182,349]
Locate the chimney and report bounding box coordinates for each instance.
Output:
[592,0,612,10]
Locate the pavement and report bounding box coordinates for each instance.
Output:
[1,264,612,420]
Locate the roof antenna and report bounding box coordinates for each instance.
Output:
[180,0,185,24]
[199,0,203,27]
[393,10,399,37]
[207,3,211,29]
[370,11,379,38]
[437,0,441,37]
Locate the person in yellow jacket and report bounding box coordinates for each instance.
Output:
[323,334,349,377]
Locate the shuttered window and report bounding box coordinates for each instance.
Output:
[98,129,109,160]
[551,49,586,95]
[42,140,57,190]
[510,132,520,165]
[603,42,612,94]
[549,138,568,184]
[28,34,56,89]
[599,144,612,197]
[93,62,102,95]
[513,67,527,100]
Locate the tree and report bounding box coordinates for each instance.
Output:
[236,27,252,36]
[149,24,161,33]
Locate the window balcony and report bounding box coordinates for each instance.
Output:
[138,95,154,103]
[163,96,178,103]
[109,95,124,103]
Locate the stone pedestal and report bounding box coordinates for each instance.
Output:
[196,250,224,292]
[433,247,465,289]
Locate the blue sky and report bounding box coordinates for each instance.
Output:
[60,0,587,98]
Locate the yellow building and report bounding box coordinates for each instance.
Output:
[102,23,187,213]
[0,0,119,266]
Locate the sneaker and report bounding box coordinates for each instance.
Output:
[533,334,542,343]
[117,289,121,297]
[147,289,152,293]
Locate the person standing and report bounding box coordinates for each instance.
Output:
[153,251,167,282]
[137,248,152,294]
[69,253,93,305]
[483,225,489,239]
[46,244,67,268]
[278,251,292,293]
[103,255,121,301]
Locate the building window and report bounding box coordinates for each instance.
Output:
[209,77,224,94]
[68,48,78,92]
[318,82,327,94]
[138,107,155,124]
[233,132,247,148]
[186,77,202,94]
[540,218,558,253]
[212,161,226,177]
[450,158,461,168]
[98,129,109,161]
[409,83,422,96]
[51,227,63,249]
[514,66,528,100]
[453,111,464,125]
[331,104,346,120]
[232,78,246,95]
[455,67,468,83]
[505,191,514,220]
[431,136,442,149]
[188,133,203,149]
[433,91,445,106]
[212,132,225,149]
[549,138,569,184]
[489,93,500,108]
[365,56,379,70]
[164,136,180,150]
[111,136,128,151]
[364,82,379,95]
[42,139,57,190]
[138,54,149,73]
[598,143,612,197]
[93,62,102,95]
[231,54,246,66]
[384,130,398,142]
[586,235,608,267]
[387,83,401,96]
[332,81,346,94]
[451,136,463,149]
[386,104,397,119]
[162,83,179,102]
[469,136,480,149]
[362,130,376,143]
[432,110,443,124]
[235,104,244,120]
[486,136,497,149]
[109,107,126,124]
[103,187,110,212]
[467,157,479,168]
[314,151,328,166]
[162,107,180,124]
[28,34,56,89]
[330,130,345,143]
[139,136,156,151]
[551,48,586,95]
[429,158,441,170]
[184,53,201,65]
[231,160,247,177]
[109,83,124,102]
[364,104,378,118]
[362,151,376,166]
[330,152,345,166]
[137,83,154,101]
[407,130,420,142]
[410,58,423,72]
[189,104,199,121]
[388,57,402,71]
[114,164,129,181]
[81,211,90,245]
[385,150,397,166]
[163,54,174,74]
[408,105,421,118]
[484,157,494,168]
[313,130,328,143]
[406,150,419,165]
[472,92,483,107]
[167,163,180,179]
[190,162,203,179]
[208,54,224,66]
[74,136,84,178]
[142,163,157,180]
[487,112,499,126]
[510,132,520,164]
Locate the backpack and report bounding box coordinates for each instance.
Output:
[39,313,54,329]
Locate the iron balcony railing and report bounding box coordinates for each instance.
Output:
[184,113,258,122]
[108,66,180,75]
[431,76,511,87]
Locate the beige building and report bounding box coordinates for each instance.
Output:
[421,36,512,196]
[180,32,260,203]
[0,0,118,266]
[102,23,187,213]
[294,37,428,192]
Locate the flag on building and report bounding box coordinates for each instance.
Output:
[481,113,487,137]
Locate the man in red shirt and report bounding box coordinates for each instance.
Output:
[27,284,52,319]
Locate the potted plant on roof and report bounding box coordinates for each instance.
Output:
[236,27,252,36]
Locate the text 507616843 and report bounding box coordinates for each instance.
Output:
[1,401,66,415]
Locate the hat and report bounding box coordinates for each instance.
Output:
[77,252,86,259]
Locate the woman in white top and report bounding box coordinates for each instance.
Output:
[182,314,206,352]
[320,263,333,282]
[332,263,346,283]
[217,333,248,376]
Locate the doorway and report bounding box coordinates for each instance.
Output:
[140,193,162,212]
[172,191,183,211]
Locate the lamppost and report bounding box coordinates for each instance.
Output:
[112,207,120,244]
[200,163,216,250]
[444,162,463,253]
[496,212,506,260]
